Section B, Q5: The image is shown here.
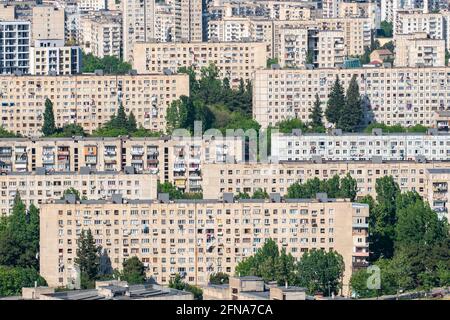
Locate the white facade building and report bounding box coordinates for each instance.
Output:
[271,129,450,162]
[0,20,30,75]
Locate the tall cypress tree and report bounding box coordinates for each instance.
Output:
[339,75,363,132]
[325,76,345,126]
[310,93,324,131]
[127,111,137,132]
[75,229,100,289]
[115,103,128,129]
[42,98,56,136]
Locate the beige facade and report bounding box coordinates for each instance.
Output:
[425,168,450,220]
[0,135,244,192]
[201,160,450,202]
[278,27,308,68]
[208,17,371,58]
[395,12,445,41]
[78,11,122,59]
[0,73,189,136]
[132,41,268,85]
[0,170,157,215]
[394,33,445,67]
[30,40,82,75]
[253,67,450,129]
[122,0,156,62]
[311,30,346,68]
[31,6,65,42]
[0,4,15,20]
[40,195,369,296]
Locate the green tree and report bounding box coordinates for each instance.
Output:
[169,274,203,299]
[379,21,393,38]
[325,76,345,126]
[75,229,101,289]
[51,124,86,137]
[82,52,132,75]
[63,188,82,201]
[338,173,358,201]
[114,104,128,129]
[157,182,183,199]
[276,118,308,134]
[235,192,251,200]
[0,266,47,297]
[127,111,137,132]
[266,57,279,68]
[209,272,229,285]
[296,249,344,296]
[309,93,324,131]
[252,188,269,199]
[275,248,297,286]
[369,176,400,261]
[42,98,56,136]
[0,194,40,269]
[339,75,363,132]
[0,126,20,138]
[120,256,146,285]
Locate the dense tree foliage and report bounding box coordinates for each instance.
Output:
[119,256,146,285]
[157,182,203,200]
[170,64,254,133]
[82,52,132,74]
[42,98,56,136]
[364,123,428,133]
[338,75,363,132]
[378,21,393,38]
[0,194,40,270]
[209,272,229,285]
[169,274,203,299]
[75,229,101,289]
[326,76,364,132]
[49,124,87,137]
[309,93,325,132]
[0,266,47,297]
[92,103,160,137]
[287,174,358,201]
[351,176,450,298]
[297,249,345,296]
[325,76,345,125]
[0,126,20,138]
[235,239,344,295]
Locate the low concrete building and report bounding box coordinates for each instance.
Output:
[23,280,194,300]
[203,276,308,300]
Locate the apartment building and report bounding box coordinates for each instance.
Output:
[394,33,445,67]
[0,20,30,75]
[310,30,346,69]
[322,0,340,18]
[179,0,203,42]
[206,0,315,21]
[208,17,371,58]
[395,12,445,40]
[201,160,450,203]
[338,1,380,29]
[0,73,189,136]
[122,0,156,62]
[253,67,450,129]
[132,41,268,85]
[31,6,65,42]
[40,193,369,296]
[203,276,307,300]
[0,168,157,215]
[78,11,122,59]
[277,27,308,68]
[0,135,244,192]
[425,168,450,219]
[271,129,450,162]
[123,0,203,61]
[78,0,107,11]
[29,39,82,75]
